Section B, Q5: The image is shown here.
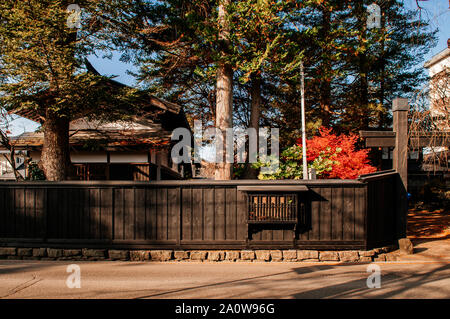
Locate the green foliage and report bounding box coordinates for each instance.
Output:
[0,0,139,121]
[117,0,436,146]
[252,144,338,180]
[27,161,46,181]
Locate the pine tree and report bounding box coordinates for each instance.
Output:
[0,0,136,180]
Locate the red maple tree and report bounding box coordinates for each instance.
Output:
[297,127,376,179]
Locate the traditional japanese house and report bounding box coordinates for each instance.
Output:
[3,62,193,181]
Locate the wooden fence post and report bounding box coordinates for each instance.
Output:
[393,98,408,190]
[392,98,408,239]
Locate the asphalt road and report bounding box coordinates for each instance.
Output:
[1,258,449,299]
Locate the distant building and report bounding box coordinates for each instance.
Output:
[424,38,450,132]
[423,39,449,171]
[0,151,26,180]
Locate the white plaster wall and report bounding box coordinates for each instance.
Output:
[428,56,450,77]
[109,152,148,163]
[71,152,107,163]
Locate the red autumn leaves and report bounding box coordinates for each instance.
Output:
[296,127,376,179]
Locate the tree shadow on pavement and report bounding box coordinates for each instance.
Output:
[291,263,450,299]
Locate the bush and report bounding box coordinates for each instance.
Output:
[27,161,46,181]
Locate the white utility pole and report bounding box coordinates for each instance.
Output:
[300,62,308,180]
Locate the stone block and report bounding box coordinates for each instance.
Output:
[207,251,224,261]
[225,251,240,261]
[174,251,189,260]
[385,254,398,262]
[297,250,319,260]
[33,248,47,257]
[47,248,63,258]
[82,249,106,258]
[358,256,372,263]
[150,250,173,261]
[64,249,82,257]
[398,238,413,255]
[358,250,375,257]
[190,251,207,261]
[240,250,255,260]
[0,247,16,256]
[17,248,33,257]
[319,251,339,261]
[338,251,359,263]
[129,250,150,261]
[270,250,283,261]
[282,250,297,261]
[109,250,130,260]
[255,250,270,261]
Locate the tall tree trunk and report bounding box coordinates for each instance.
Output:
[39,8,77,181]
[243,74,261,179]
[215,0,233,180]
[356,1,369,131]
[320,7,332,127]
[378,11,386,129]
[40,109,70,181]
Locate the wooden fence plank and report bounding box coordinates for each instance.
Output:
[0,188,8,237]
[156,188,167,241]
[61,188,70,238]
[124,188,135,240]
[24,188,34,237]
[181,187,192,241]
[354,186,365,240]
[214,187,226,241]
[35,188,47,238]
[167,188,179,241]
[331,187,343,240]
[90,188,101,239]
[100,188,113,240]
[15,188,25,238]
[146,188,157,240]
[114,188,124,240]
[236,189,247,241]
[135,188,146,240]
[7,188,15,237]
[203,188,214,241]
[81,187,91,239]
[309,187,321,240]
[192,188,203,240]
[320,187,332,240]
[225,188,237,240]
[343,187,355,240]
[47,189,57,238]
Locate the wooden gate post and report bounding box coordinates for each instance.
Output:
[392,98,408,238]
[393,98,408,190]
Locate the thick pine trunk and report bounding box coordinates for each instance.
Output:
[242,75,261,179]
[40,109,70,181]
[320,7,332,127]
[215,63,233,180]
[249,75,261,135]
[355,2,369,131]
[215,0,233,180]
[378,13,386,129]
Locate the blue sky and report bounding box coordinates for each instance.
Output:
[7,0,450,136]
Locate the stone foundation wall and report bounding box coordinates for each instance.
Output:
[0,246,398,262]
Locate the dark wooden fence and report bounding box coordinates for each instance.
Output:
[360,170,400,248]
[0,171,401,250]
